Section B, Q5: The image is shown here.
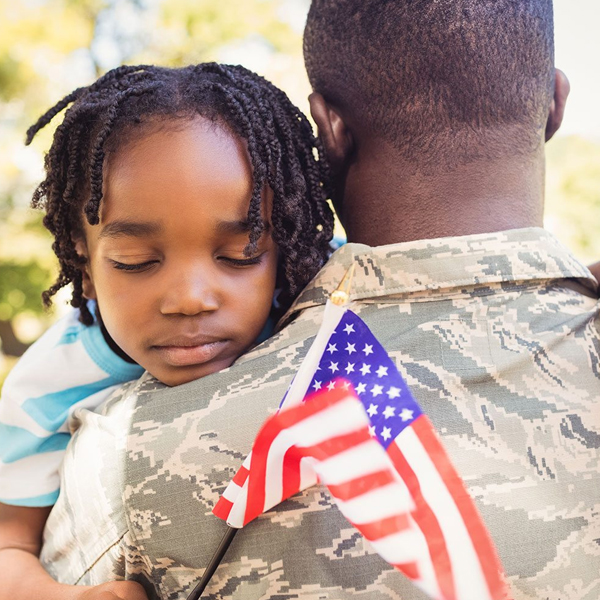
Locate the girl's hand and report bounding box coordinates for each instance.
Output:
[0,504,149,600]
[78,581,149,600]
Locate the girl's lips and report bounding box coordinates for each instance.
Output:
[152,340,228,367]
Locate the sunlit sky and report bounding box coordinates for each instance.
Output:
[554,0,600,138]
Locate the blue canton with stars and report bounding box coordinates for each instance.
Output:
[306,310,422,450]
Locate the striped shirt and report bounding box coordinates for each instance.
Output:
[0,308,143,506]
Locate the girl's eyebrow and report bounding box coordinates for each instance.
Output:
[99,220,163,239]
[98,219,272,239]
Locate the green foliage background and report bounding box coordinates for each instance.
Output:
[0,0,599,386]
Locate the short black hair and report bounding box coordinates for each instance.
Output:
[304,0,555,165]
[26,63,334,324]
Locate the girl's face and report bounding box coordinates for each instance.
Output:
[78,117,278,386]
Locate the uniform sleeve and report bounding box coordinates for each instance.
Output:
[0,308,144,506]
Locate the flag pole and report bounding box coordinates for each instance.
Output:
[186,526,238,600]
[186,263,355,599]
[330,263,355,306]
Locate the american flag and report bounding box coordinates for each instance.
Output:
[214,308,509,600]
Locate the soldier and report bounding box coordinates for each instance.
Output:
[37,1,600,600]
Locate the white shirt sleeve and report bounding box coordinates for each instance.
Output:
[0,308,144,506]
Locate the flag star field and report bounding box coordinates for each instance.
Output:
[307,310,423,449]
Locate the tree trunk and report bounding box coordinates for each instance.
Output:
[0,319,30,357]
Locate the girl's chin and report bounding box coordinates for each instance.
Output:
[147,354,237,387]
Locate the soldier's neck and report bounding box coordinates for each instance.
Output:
[339,146,546,247]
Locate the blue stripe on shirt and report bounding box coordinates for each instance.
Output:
[0,304,143,506]
[81,323,145,381]
[0,490,60,507]
[56,324,85,346]
[0,424,70,463]
[20,377,117,432]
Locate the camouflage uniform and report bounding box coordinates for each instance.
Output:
[41,228,600,600]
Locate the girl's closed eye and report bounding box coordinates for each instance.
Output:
[108,254,265,272]
[218,253,265,267]
[109,259,160,272]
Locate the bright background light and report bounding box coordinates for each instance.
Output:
[554,0,600,139]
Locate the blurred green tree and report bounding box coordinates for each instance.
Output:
[546,135,600,263]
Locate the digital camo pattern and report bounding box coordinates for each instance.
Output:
[41,228,600,600]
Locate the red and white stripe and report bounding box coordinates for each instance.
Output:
[212,454,251,521]
[212,300,348,523]
[218,384,508,600]
[388,417,508,600]
[229,386,446,596]
[234,386,364,526]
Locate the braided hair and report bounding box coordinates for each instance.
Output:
[27,63,334,325]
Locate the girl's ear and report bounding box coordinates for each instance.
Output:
[74,238,97,301]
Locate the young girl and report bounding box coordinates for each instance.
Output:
[0,63,334,600]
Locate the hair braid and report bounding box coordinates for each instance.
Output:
[25,87,86,145]
[63,121,85,205]
[206,65,286,254]
[86,83,162,225]
[211,82,267,253]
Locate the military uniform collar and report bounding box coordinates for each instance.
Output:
[282,227,596,323]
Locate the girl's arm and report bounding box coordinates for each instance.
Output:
[0,503,148,600]
[588,261,600,283]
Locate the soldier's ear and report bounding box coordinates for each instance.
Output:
[74,238,97,300]
[309,92,354,176]
[546,69,570,142]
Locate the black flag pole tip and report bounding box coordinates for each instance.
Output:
[186,527,238,600]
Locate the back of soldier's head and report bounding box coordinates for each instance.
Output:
[304,0,555,167]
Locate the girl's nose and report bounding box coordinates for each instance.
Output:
[160,265,220,316]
